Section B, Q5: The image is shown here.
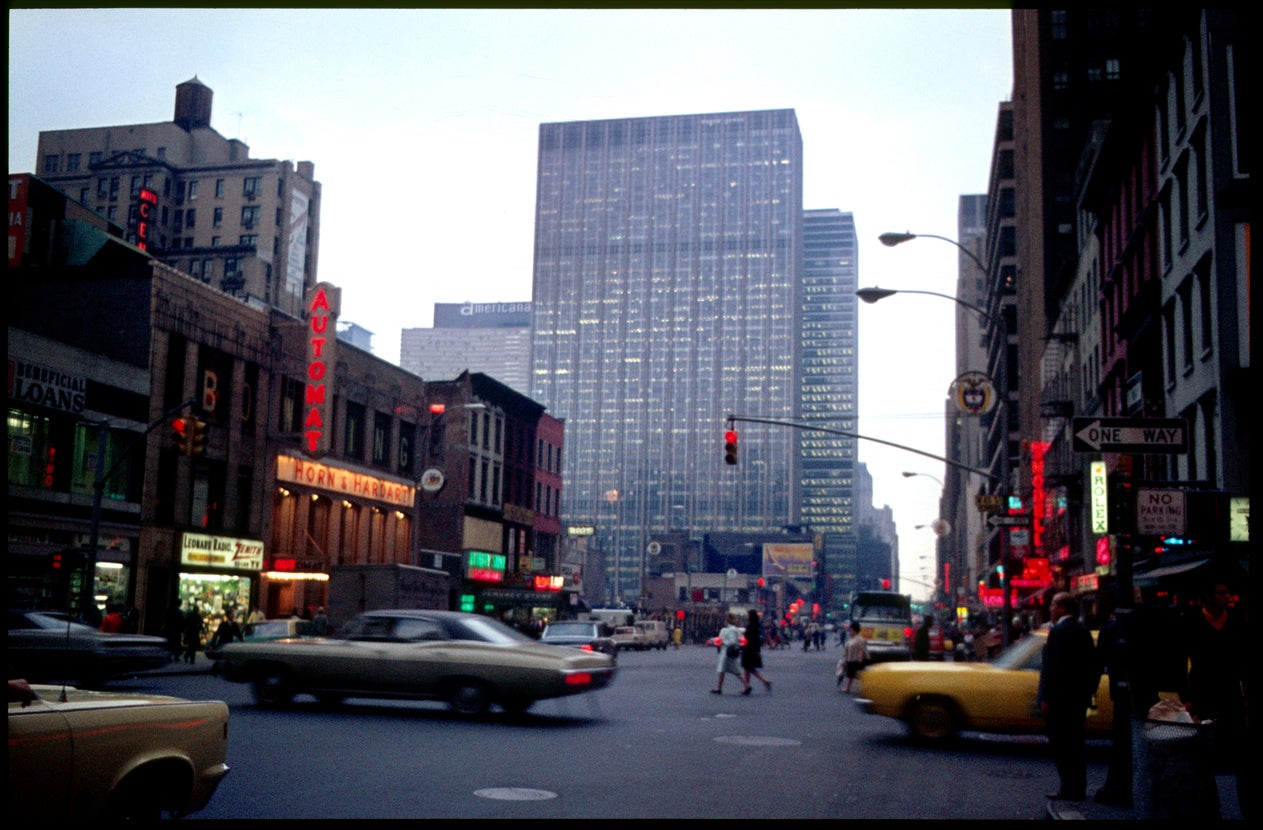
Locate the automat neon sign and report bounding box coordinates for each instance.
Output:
[303,283,340,458]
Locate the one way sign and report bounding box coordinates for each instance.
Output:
[1071,417,1188,454]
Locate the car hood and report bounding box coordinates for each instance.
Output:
[21,684,204,709]
[864,661,995,677]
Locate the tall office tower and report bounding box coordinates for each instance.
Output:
[33,78,321,319]
[801,210,859,613]
[401,302,532,392]
[530,110,804,604]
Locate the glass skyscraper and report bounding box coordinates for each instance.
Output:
[800,209,859,611]
[530,110,804,604]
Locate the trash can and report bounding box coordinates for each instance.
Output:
[1133,718,1220,819]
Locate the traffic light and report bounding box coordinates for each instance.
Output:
[880,578,891,591]
[188,418,207,456]
[724,429,738,465]
[172,417,191,454]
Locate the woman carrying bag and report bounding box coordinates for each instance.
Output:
[712,612,751,695]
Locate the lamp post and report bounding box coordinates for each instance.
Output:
[902,470,944,488]
[879,230,988,276]
[856,284,1016,646]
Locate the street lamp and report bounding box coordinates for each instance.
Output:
[902,470,944,488]
[878,230,988,276]
[856,286,997,328]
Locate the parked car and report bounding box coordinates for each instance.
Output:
[6,609,173,687]
[611,625,646,651]
[216,609,617,715]
[7,678,230,819]
[634,620,670,650]
[855,629,1112,741]
[539,619,619,660]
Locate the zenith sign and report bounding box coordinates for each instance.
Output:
[1071,417,1188,454]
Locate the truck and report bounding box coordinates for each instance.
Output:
[327,564,450,633]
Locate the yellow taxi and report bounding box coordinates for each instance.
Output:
[855,629,1112,741]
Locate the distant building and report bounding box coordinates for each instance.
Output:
[33,77,322,319]
[401,302,531,392]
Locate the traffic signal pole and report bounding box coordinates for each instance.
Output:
[78,396,196,621]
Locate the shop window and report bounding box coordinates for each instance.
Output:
[372,411,391,467]
[344,401,366,460]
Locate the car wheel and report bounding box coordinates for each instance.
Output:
[447,679,490,716]
[253,666,295,707]
[105,768,183,820]
[907,696,958,741]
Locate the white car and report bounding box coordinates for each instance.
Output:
[611,625,646,651]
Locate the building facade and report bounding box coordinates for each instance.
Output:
[400,302,532,394]
[800,209,860,612]
[34,78,321,320]
[529,109,805,606]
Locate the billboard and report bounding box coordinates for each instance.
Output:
[762,542,814,579]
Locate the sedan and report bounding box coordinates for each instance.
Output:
[7,678,230,819]
[216,609,617,715]
[539,619,619,659]
[855,629,1112,741]
[6,609,173,687]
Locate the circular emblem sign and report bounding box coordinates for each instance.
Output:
[419,467,446,493]
[950,371,996,416]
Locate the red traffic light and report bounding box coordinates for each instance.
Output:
[724,429,738,465]
[880,578,891,590]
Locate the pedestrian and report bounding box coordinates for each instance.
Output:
[712,612,750,695]
[99,603,124,633]
[741,610,773,695]
[1092,596,1132,807]
[913,614,933,661]
[838,621,870,693]
[121,604,140,633]
[672,625,683,649]
[210,607,244,650]
[163,599,184,658]
[247,607,266,624]
[312,606,330,635]
[182,603,205,664]
[1036,592,1100,802]
[1183,580,1248,818]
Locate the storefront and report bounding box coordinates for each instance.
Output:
[174,530,263,644]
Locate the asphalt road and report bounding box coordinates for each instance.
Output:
[105,641,1237,820]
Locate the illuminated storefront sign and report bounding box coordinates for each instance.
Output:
[180,532,264,572]
[303,283,340,458]
[533,575,564,592]
[466,550,507,583]
[276,453,414,508]
[135,188,158,251]
[1029,441,1049,557]
[1090,461,1109,534]
[8,356,86,414]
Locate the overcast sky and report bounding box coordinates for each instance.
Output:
[9,7,1014,599]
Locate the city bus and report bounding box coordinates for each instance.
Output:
[849,591,914,662]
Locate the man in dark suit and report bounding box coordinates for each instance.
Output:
[1037,592,1100,801]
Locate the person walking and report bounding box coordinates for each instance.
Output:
[740,610,772,695]
[163,599,184,659]
[1037,592,1100,802]
[913,614,934,661]
[712,612,750,695]
[838,621,870,693]
[209,607,244,651]
[672,625,683,649]
[182,603,205,664]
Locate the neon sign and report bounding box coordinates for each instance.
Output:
[303,283,340,458]
[466,551,507,583]
[136,188,158,250]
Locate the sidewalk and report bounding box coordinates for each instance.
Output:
[136,651,218,677]
[1047,773,1243,820]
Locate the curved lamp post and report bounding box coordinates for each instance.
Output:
[856,286,997,328]
[879,230,988,276]
[902,470,945,488]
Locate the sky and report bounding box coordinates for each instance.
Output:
[9,7,1014,601]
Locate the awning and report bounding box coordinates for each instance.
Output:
[1133,557,1210,586]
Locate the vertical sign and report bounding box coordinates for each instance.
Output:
[136,188,158,250]
[303,282,340,458]
[287,189,309,300]
[1090,461,1109,535]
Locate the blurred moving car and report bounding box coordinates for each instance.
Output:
[855,629,1112,741]
[205,617,318,661]
[7,678,230,819]
[611,625,646,651]
[217,609,617,714]
[6,609,173,687]
[539,619,619,660]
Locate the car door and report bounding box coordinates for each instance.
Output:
[372,617,453,695]
[8,698,75,816]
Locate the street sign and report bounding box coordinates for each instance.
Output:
[1071,417,1188,453]
[987,514,1031,528]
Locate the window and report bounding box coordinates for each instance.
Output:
[188,179,198,200]
[131,176,142,197]
[44,155,59,174]
[239,234,258,247]
[1197,261,1213,356]
[186,208,196,229]
[89,151,103,167]
[156,146,166,160]
[1104,58,1120,82]
[213,207,223,227]
[243,177,262,198]
[66,153,81,172]
[344,402,366,460]
[372,412,391,467]
[215,178,225,198]
[241,205,261,227]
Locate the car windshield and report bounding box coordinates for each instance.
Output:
[451,617,533,645]
[543,622,593,636]
[24,611,97,633]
